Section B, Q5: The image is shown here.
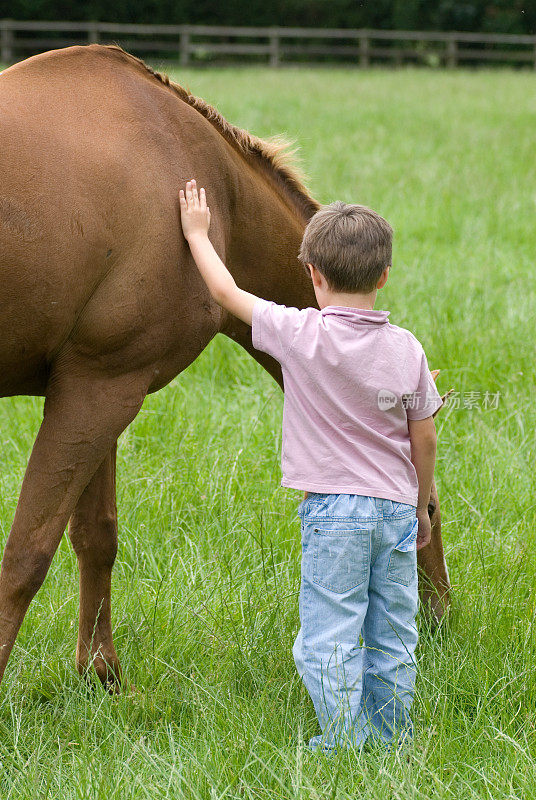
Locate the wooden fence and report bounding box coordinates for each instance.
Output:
[1,20,536,68]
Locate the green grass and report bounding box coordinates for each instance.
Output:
[1,66,536,798]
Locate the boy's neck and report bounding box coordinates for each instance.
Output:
[318,288,378,311]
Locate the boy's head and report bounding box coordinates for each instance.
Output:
[298,202,393,295]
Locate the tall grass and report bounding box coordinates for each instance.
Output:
[0,66,535,798]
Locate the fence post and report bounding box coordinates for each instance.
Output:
[0,19,14,63]
[88,22,100,45]
[358,33,370,67]
[446,37,458,68]
[179,28,190,66]
[269,29,280,67]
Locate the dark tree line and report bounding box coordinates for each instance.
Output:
[1,0,535,34]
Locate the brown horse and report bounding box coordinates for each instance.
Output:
[0,45,450,690]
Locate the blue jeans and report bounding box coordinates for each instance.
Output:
[293,493,418,752]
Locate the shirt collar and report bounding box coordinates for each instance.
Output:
[320,306,390,325]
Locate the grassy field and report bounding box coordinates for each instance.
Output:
[1,65,535,798]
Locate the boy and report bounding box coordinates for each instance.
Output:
[179,180,441,752]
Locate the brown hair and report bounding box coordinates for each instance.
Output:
[298,201,393,293]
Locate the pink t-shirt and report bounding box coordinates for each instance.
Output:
[251,301,442,506]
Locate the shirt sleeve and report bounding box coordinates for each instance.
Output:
[404,346,443,420]
[251,298,306,365]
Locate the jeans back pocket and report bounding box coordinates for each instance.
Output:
[387,518,418,587]
[312,526,370,593]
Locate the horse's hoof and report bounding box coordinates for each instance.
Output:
[77,656,123,694]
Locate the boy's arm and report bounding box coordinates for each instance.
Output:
[408,416,437,550]
[179,179,258,326]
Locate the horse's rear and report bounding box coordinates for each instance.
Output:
[0,46,219,397]
[0,46,222,686]
[0,53,102,395]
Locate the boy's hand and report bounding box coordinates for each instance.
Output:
[416,508,432,550]
[179,179,211,240]
[178,178,259,326]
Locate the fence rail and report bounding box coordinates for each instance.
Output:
[1,20,536,68]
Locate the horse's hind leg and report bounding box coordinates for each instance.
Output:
[68,443,122,690]
[0,363,148,687]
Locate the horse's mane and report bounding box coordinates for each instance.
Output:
[105,45,320,221]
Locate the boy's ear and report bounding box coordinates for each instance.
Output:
[308,264,322,288]
[377,266,390,290]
